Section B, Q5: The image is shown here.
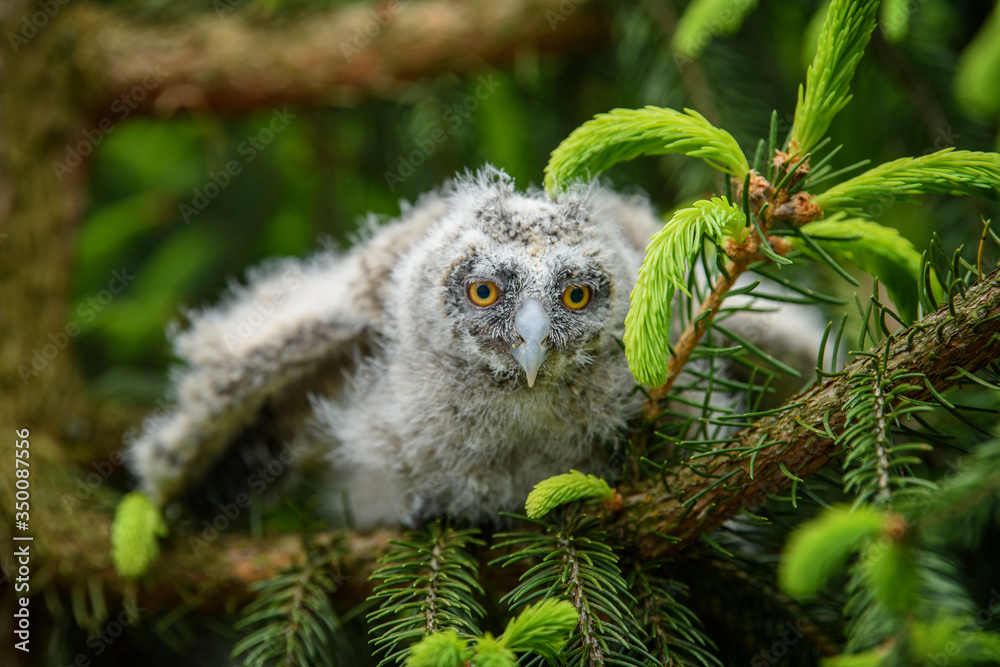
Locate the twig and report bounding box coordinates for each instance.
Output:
[644,257,750,420]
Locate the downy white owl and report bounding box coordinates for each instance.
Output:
[128,166,659,526]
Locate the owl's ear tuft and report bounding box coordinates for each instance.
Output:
[447,164,519,224]
[451,163,515,195]
[477,163,515,190]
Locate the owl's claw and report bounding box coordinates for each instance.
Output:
[511,298,550,387]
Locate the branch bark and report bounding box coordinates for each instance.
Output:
[65,0,605,115]
[18,270,1000,612]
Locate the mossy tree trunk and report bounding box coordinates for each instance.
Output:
[0,1,94,438]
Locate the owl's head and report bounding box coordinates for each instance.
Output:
[391,166,656,389]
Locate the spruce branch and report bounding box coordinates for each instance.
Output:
[632,166,831,420]
[839,350,929,508]
[790,0,880,154]
[694,556,841,658]
[560,533,606,665]
[626,267,1000,561]
[813,149,1000,212]
[906,438,1000,548]
[367,523,485,666]
[793,217,925,322]
[633,174,803,421]
[870,383,891,505]
[231,538,347,667]
[780,436,1000,664]
[624,197,748,388]
[629,564,721,667]
[544,107,749,192]
[493,512,654,666]
[642,253,751,418]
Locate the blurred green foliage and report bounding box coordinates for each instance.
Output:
[75,0,1000,408]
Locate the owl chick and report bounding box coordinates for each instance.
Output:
[128,166,659,527]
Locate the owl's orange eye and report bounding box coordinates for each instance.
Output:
[562,285,591,310]
[468,281,499,307]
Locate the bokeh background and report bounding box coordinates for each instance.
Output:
[4,0,1000,664]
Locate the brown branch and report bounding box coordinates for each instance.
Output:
[643,168,808,422]
[15,269,1000,614]
[644,257,749,419]
[62,0,606,115]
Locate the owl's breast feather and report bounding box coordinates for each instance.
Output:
[330,339,640,525]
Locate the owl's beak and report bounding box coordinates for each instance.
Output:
[511,298,550,387]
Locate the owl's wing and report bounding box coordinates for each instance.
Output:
[127,196,449,506]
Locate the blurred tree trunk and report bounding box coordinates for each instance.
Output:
[0,2,87,431]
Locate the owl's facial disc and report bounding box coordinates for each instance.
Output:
[510,298,550,387]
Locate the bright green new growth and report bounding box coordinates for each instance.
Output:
[406,600,578,667]
[672,0,760,59]
[544,106,748,193]
[469,635,515,667]
[111,491,168,578]
[795,217,923,322]
[862,539,919,613]
[624,197,746,387]
[814,148,1000,212]
[405,631,471,667]
[524,469,614,519]
[778,505,886,598]
[790,0,879,154]
[499,598,579,654]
